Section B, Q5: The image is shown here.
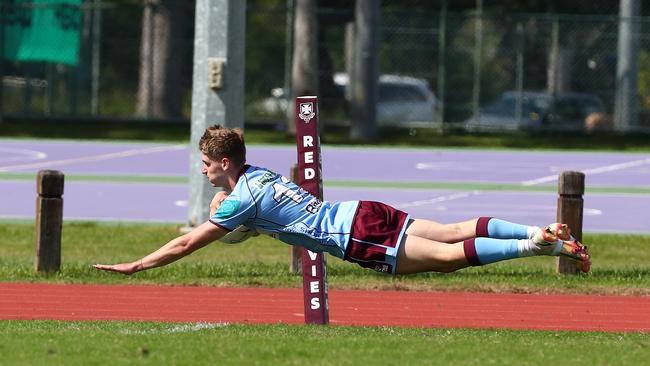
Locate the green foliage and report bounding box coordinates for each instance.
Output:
[245,2,289,101]
[638,50,650,109]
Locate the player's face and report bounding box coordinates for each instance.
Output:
[201,153,226,187]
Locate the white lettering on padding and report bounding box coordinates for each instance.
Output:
[308,250,318,260]
[310,297,320,310]
[303,136,314,147]
[304,151,314,163]
[305,168,315,179]
[310,281,320,293]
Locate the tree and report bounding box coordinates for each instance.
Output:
[349,0,379,141]
[136,0,189,119]
[288,0,319,135]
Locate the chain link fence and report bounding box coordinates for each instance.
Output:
[2,1,649,133]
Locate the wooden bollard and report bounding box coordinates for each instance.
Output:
[35,170,64,273]
[289,164,302,274]
[556,171,584,275]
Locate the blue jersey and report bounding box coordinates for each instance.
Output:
[209,165,359,259]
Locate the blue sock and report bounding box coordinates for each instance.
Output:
[477,217,531,239]
[463,238,520,266]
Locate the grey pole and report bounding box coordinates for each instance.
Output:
[614,0,641,132]
[547,16,560,95]
[0,1,5,124]
[187,0,246,227]
[146,0,154,118]
[283,0,294,104]
[90,0,102,116]
[350,0,379,141]
[515,23,524,124]
[471,0,483,127]
[436,0,447,125]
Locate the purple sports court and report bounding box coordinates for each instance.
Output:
[0,139,649,233]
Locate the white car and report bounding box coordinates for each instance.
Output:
[251,73,441,127]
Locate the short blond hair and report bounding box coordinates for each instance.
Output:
[198,125,246,166]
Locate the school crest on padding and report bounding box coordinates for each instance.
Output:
[299,102,315,123]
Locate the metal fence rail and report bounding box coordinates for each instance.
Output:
[2,1,649,133]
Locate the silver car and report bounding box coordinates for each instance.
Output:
[251,73,441,127]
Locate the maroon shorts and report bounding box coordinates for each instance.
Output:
[344,201,410,274]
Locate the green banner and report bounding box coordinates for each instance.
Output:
[3,0,82,65]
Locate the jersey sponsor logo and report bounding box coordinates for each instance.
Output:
[305,198,322,214]
[255,171,276,189]
[215,199,241,219]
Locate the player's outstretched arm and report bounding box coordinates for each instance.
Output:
[93,221,226,275]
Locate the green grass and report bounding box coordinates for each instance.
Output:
[2,221,649,295]
[2,222,649,365]
[1,321,649,365]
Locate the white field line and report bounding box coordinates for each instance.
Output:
[393,191,481,209]
[392,190,603,216]
[0,147,47,163]
[0,144,186,172]
[520,157,650,186]
[120,322,229,335]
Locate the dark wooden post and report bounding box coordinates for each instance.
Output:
[35,170,64,273]
[289,164,302,274]
[556,171,584,275]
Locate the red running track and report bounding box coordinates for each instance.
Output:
[2,283,649,333]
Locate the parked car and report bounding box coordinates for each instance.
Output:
[251,73,441,127]
[463,91,605,132]
[378,74,441,127]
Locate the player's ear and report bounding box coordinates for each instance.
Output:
[220,157,231,170]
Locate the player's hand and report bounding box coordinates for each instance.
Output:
[93,262,141,275]
[210,191,230,217]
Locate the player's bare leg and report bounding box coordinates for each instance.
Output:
[407,217,548,245]
[395,235,470,274]
[396,223,591,275]
[405,218,479,243]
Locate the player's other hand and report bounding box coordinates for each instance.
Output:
[210,190,230,217]
[93,262,140,275]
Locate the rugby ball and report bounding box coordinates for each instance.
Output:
[219,224,258,244]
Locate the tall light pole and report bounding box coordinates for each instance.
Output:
[614,0,641,131]
[187,0,246,227]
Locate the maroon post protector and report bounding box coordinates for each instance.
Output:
[294,96,329,325]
